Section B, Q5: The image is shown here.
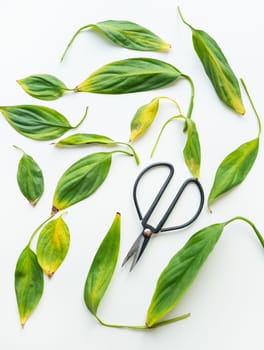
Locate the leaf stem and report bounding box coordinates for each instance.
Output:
[177,7,195,31]
[60,24,93,62]
[158,96,183,114]
[148,313,191,328]
[181,74,195,119]
[111,149,134,158]
[27,215,53,248]
[13,145,25,154]
[150,115,185,157]
[95,316,147,329]
[240,79,262,138]
[116,142,140,165]
[95,312,190,329]
[72,106,89,129]
[224,216,264,248]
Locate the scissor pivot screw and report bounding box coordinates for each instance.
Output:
[143,228,153,237]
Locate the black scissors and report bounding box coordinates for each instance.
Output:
[122,162,204,271]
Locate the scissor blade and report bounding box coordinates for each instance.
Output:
[121,234,143,267]
[129,235,150,271]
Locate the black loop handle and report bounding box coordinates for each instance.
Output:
[133,162,204,233]
[159,178,204,232]
[133,162,174,222]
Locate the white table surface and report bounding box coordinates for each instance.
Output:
[1,0,264,349]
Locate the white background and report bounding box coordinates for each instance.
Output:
[1,0,264,349]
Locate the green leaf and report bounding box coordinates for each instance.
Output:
[36,215,70,277]
[94,20,170,52]
[55,133,115,147]
[51,151,113,214]
[130,97,159,141]
[14,146,44,205]
[61,20,170,61]
[84,212,120,315]
[178,8,245,114]
[208,138,259,207]
[0,105,88,140]
[183,119,201,178]
[146,223,224,327]
[75,58,182,94]
[15,246,44,326]
[17,74,68,101]
[55,133,140,165]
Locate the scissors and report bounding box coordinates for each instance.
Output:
[122,162,204,271]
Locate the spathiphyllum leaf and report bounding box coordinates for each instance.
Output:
[15,247,44,326]
[17,74,68,101]
[84,212,120,315]
[183,119,201,178]
[61,19,170,61]
[75,58,182,94]
[130,98,159,141]
[178,8,245,114]
[36,215,70,277]
[51,151,113,214]
[55,133,115,147]
[14,146,44,205]
[208,138,259,207]
[146,223,224,327]
[0,105,88,140]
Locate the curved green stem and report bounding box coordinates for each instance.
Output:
[116,142,140,165]
[111,149,134,158]
[72,106,89,129]
[60,24,93,62]
[95,312,190,329]
[181,74,195,119]
[95,316,147,330]
[177,7,195,31]
[158,96,183,115]
[240,79,262,138]
[149,313,191,328]
[224,216,264,248]
[13,145,25,154]
[27,215,53,248]
[150,115,185,157]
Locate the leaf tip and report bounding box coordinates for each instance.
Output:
[207,202,213,213]
[47,271,55,278]
[20,316,27,328]
[161,41,171,52]
[51,206,59,215]
[30,198,40,207]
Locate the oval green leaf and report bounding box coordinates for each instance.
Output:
[94,20,170,52]
[52,151,112,214]
[0,105,88,140]
[15,246,44,326]
[130,97,159,141]
[61,20,170,62]
[15,146,44,206]
[208,138,259,207]
[17,74,68,101]
[183,119,201,178]
[75,58,182,94]
[146,223,224,327]
[55,133,115,147]
[36,215,70,277]
[191,29,245,114]
[178,8,245,114]
[84,212,120,315]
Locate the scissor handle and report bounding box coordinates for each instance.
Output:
[133,162,204,233]
[133,162,174,222]
[158,178,204,232]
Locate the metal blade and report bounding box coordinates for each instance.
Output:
[121,233,143,267]
[129,235,151,272]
